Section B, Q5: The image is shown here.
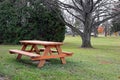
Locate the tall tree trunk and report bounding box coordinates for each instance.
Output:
[81,13,93,48]
[81,32,92,48]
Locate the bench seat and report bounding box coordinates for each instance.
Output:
[9,49,73,60]
[9,49,40,58]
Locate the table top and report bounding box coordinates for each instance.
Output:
[20,40,63,46]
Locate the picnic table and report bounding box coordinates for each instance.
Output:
[9,40,73,68]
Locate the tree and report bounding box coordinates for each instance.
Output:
[23,0,66,42]
[111,23,120,33]
[111,0,120,33]
[0,0,65,44]
[45,0,120,48]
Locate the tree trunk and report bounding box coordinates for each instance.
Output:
[93,27,98,37]
[81,32,92,48]
[104,24,108,37]
[80,13,93,48]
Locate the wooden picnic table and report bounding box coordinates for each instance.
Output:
[9,40,73,68]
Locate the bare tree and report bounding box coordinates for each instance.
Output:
[43,0,120,48]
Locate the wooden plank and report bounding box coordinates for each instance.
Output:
[31,51,73,60]
[62,52,73,56]
[31,54,66,60]
[20,40,63,46]
[9,49,40,57]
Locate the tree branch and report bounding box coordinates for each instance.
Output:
[93,12,120,27]
[65,8,85,23]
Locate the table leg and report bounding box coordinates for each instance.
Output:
[37,46,50,68]
[30,45,34,52]
[56,46,66,64]
[31,44,40,54]
[37,60,46,68]
[17,54,22,60]
[17,44,27,59]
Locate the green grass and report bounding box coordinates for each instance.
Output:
[0,36,120,80]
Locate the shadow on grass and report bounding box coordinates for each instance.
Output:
[13,58,79,69]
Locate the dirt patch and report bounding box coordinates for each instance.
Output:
[0,77,9,80]
[0,74,10,80]
[96,55,112,64]
[100,60,112,64]
[118,76,120,79]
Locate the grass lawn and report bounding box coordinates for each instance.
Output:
[0,36,120,80]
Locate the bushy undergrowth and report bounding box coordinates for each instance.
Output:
[0,0,65,44]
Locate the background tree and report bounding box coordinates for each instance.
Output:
[111,23,120,33]
[102,21,112,37]
[45,0,120,48]
[111,0,120,33]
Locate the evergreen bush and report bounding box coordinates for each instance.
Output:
[0,0,65,44]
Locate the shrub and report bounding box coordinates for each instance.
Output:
[0,1,65,44]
